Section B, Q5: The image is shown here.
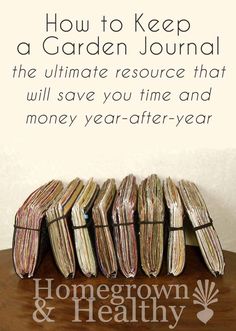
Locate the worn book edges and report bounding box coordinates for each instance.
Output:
[164,177,185,276]
[138,174,165,277]
[179,180,225,276]
[92,179,118,278]
[46,178,83,278]
[112,174,138,278]
[71,178,99,277]
[13,180,63,278]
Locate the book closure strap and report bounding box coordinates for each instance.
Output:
[193,218,213,231]
[169,218,214,232]
[72,216,92,230]
[169,226,184,232]
[139,220,164,225]
[47,212,92,230]
[47,214,69,228]
[14,224,40,232]
[46,214,135,229]
[95,221,135,228]
[15,216,214,232]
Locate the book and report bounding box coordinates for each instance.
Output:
[138,174,165,277]
[164,177,185,276]
[112,174,138,278]
[179,180,225,276]
[71,178,99,277]
[92,178,118,278]
[46,178,83,278]
[13,180,63,278]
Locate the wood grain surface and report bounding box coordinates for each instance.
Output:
[0,245,235,331]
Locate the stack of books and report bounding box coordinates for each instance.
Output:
[138,174,164,277]
[164,178,185,276]
[72,178,99,277]
[13,175,225,278]
[179,180,225,276]
[13,180,63,278]
[92,179,118,278]
[112,175,138,278]
[46,178,83,278]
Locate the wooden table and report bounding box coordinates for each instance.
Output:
[0,246,235,331]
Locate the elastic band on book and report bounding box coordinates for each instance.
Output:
[169,226,184,231]
[94,221,134,228]
[94,223,110,228]
[193,220,213,231]
[14,224,40,232]
[139,221,164,225]
[72,218,92,230]
[47,214,68,228]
